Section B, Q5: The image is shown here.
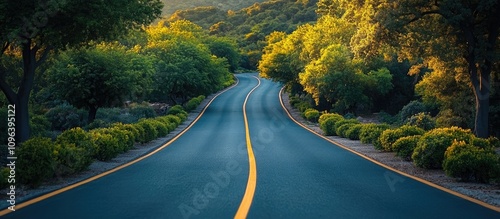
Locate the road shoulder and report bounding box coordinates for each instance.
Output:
[0,79,239,210]
[280,91,500,209]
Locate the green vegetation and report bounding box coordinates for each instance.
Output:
[379,125,425,152]
[9,97,199,188]
[168,0,319,69]
[2,0,499,188]
[18,137,56,188]
[392,135,421,161]
[160,0,267,17]
[443,141,500,183]
[412,127,475,169]
[0,0,163,143]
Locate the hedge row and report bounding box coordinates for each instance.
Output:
[7,100,204,188]
[310,107,500,183]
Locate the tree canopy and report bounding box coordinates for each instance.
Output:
[333,0,500,137]
[0,0,163,142]
[47,43,155,123]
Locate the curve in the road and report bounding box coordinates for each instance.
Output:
[0,74,261,218]
[0,77,242,216]
[278,87,500,213]
[235,76,260,218]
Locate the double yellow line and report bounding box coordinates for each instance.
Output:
[234,76,261,219]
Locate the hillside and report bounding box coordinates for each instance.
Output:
[161,0,267,17]
[166,0,319,69]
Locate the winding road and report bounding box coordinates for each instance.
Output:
[2,73,499,218]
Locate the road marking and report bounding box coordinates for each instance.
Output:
[278,87,500,213]
[0,76,241,216]
[234,76,261,219]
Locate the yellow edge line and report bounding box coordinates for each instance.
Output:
[234,76,261,219]
[278,87,500,213]
[0,76,241,216]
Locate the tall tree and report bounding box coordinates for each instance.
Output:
[0,0,162,142]
[47,43,155,123]
[337,0,499,137]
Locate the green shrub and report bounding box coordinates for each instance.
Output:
[55,128,96,167]
[359,123,391,148]
[318,113,343,124]
[379,125,425,151]
[289,96,301,106]
[136,120,158,143]
[164,115,182,126]
[168,105,185,115]
[132,123,147,143]
[399,100,427,122]
[337,123,357,138]
[304,109,320,122]
[346,124,364,140]
[294,101,312,113]
[334,119,360,136]
[443,141,500,183]
[149,119,169,137]
[412,127,474,169]
[393,135,421,161]
[85,119,110,130]
[95,108,124,124]
[112,123,139,148]
[185,95,205,111]
[320,118,338,136]
[435,109,470,128]
[488,136,500,148]
[30,114,51,137]
[378,111,398,124]
[406,112,436,131]
[130,105,157,119]
[18,137,55,188]
[53,142,92,176]
[95,128,132,153]
[45,103,87,131]
[91,131,120,161]
[154,117,176,132]
[0,167,9,189]
[344,112,356,119]
[167,105,188,122]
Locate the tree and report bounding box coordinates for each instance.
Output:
[338,0,499,137]
[300,44,373,113]
[145,21,232,103]
[0,0,162,142]
[47,43,155,123]
[204,37,241,72]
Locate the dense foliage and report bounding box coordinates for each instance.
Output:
[168,0,319,69]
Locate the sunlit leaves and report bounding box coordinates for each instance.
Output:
[144,20,232,102]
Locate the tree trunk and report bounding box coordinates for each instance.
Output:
[15,42,38,143]
[469,57,491,138]
[88,105,98,124]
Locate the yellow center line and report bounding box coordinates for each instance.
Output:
[234,76,261,219]
[0,76,241,216]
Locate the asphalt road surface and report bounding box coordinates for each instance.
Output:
[3,73,499,218]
